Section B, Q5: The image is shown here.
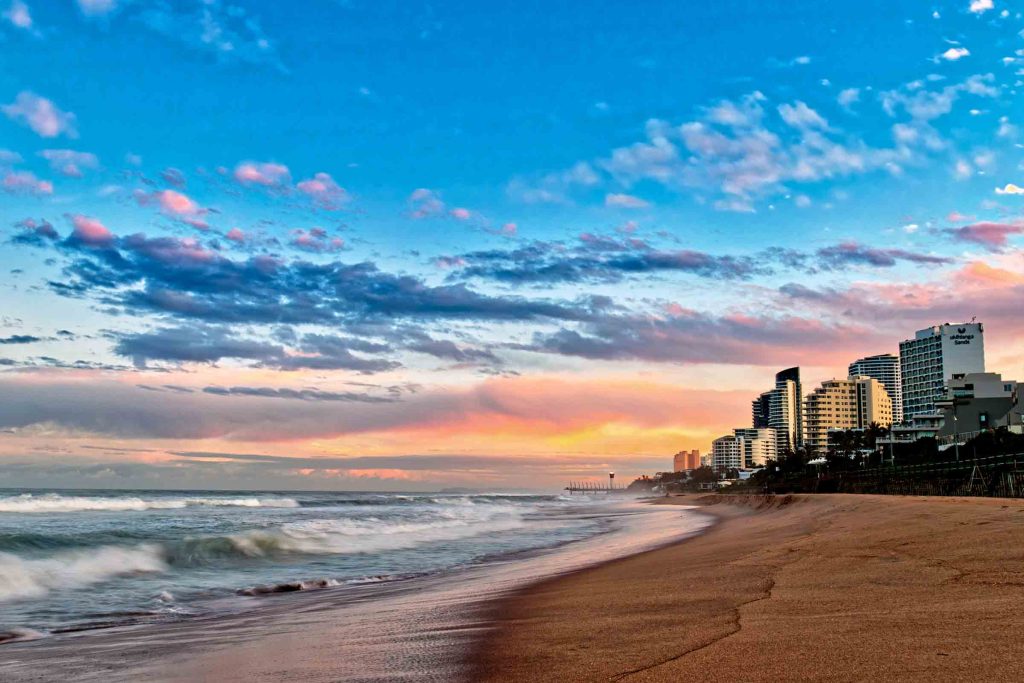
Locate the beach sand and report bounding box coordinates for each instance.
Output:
[471,494,1024,682]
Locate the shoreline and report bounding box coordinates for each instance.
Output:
[470,493,1024,682]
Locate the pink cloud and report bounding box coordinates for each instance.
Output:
[289,228,344,253]
[2,91,78,139]
[499,222,517,236]
[69,214,114,247]
[946,211,973,223]
[408,188,445,219]
[2,170,53,195]
[225,227,246,243]
[135,189,209,229]
[450,207,472,220]
[296,172,348,209]
[233,161,290,187]
[948,222,1024,250]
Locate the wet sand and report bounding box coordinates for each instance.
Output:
[472,494,1024,682]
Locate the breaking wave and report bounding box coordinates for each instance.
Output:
[0,545,167,603]
[167,504,528,564]
[0,493,300,514]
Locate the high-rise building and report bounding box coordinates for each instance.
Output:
[672,449,701,472]
[899,323,985,421]
[751,391,772,428]
[803,376,893,454]
[710,435,741,471]
[849,353,902,423]
[766,367,803,453]
[733,428,777,467]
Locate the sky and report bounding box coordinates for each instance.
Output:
[1,0,1023,491]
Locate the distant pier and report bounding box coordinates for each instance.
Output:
[564,481,619,494]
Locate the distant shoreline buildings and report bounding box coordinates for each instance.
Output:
[698,320,1021,472]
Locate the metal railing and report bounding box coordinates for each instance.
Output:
[831,453,1024,498]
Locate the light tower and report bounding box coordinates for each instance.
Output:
[608,471,615,490]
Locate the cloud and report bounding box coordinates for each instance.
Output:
[136,1,284,72]
[837,88,860,107]
[199,386,394,403]
[590,92,912,211]
[135,189,209,228]
[604,193,650,209]
[31,223,594,329]
[0,335,42,345]
[0,374,743,448]
[289,227,344,253]
[66,214,115,247]
[969,0,994,13]
[75,0,119,16]
[995,183,1024,195]
[2,92,78,138]
[113,325,398,373]
[3,0,32,29]
[160,167,186,188]
[296,172,348,209]
[518,309,877,367]
[233,161,290,187]
[446,237,766,285]
[408,188,446,218]
[10,217,59,245]
[816,241,952,268]
[946,222,1024,250]
[506,162,600,204]
[39,149,99,177]
[940,47,970,61]
[2,170,52,195]
[777,101,828,129]
[225,227,246,243]
[449,207,472,220]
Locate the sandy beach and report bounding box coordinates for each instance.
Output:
[472,494,1024,682]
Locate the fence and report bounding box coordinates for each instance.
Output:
[829,453,1024,498]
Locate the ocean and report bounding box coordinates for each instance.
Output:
[0,488,711,681]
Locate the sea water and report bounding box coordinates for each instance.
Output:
[0,488,617,638]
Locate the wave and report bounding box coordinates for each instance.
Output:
[166,503,529,565]
[0,545,167,603]
[0,493,300,513]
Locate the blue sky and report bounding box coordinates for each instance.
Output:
[0,0,1022,490]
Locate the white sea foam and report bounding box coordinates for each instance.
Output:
[0,545,167,603]
[0,493,300,513]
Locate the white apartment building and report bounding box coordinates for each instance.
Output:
[710,435,742,471]
[733,427,778,467]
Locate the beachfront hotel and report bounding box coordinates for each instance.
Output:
[899,322,985,422]
[849,354,901,424]
[803,376,893,455]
